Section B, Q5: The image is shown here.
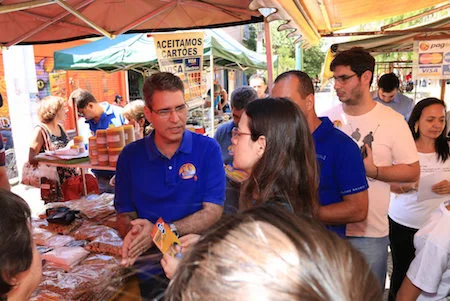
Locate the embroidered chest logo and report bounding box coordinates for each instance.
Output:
[179,163,197,180]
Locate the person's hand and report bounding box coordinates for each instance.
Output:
[179,234,200,251]
[161,244,182,279]
[362,144,377,178]
[121,219,154,267]
[432,180,450,195]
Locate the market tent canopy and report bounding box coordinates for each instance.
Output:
[329,17,450,55]
[53,29,270,72]
[249,0,449,46]
[0,0,262,47]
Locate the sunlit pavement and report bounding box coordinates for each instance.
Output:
[11,183,44,217]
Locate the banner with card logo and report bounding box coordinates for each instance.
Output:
[153,32,205,101]
[413,38,450,79]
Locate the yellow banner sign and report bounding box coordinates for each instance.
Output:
[153,32,205,101]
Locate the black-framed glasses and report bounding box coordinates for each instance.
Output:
[232,127,252,138]
[332,73,358,84]
[150,103,188,118]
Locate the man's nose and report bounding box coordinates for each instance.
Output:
[168,110,179,122]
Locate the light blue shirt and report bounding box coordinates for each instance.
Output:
[373,91,414,121]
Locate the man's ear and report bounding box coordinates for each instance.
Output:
[305,94,314,111]
[256,135,266,158]
[362,70,372,85]
[144,106,152,124]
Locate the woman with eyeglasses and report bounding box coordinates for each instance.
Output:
[231,97,318,215]
[388,97,450,300]
[160,98,319,279]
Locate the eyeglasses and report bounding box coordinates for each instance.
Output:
[332,73,358,84]
[150,103,188,118]
[232,127,252,138]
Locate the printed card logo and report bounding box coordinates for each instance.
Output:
[419,42,430,51]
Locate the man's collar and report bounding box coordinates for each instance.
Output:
[146,130,192,160]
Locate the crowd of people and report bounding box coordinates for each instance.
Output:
[1,47,450,301]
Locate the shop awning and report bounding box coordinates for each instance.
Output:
[329,17,450,55]
[0,0,262,47]
[249,0,449,46]
[53,28,271,71]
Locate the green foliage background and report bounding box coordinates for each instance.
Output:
[242,21,326,80]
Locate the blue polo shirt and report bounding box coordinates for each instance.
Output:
[86,102,126,134]
[114,130,226,223]
[313,117,368,237]
[373,91,414,121]
[214,120,235,165]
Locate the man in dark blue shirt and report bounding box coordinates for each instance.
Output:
[115,72,225,299]
[272,70,368,237]
[71,88,126,193]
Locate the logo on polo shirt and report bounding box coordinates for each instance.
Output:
[332,120,342,129]
[179,163,197,180]
[227,144,234,156]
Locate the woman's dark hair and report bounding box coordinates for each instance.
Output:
[0,190,33,298]
[165,206,382,301]
[240,98,318,217]
[408,97,449,162]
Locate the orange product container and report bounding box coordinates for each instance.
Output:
[73,136,84,144]
[70,145,80,154]
[97,148,109,166]
[90,155,99,165]
[89,145,98,157]
[108,147,123,167]
[73,135,85,152]
[88,136,97,148]
[123,125,135,145]
[96,130,108,148]
[106,127,125,149]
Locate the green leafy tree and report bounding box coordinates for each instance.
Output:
[243,24,257,51]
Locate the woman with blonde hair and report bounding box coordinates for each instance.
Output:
[28,96,77,186]
[165,206,382,301]
[122,99,151,139]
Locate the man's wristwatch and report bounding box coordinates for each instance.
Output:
[169,223,180,238]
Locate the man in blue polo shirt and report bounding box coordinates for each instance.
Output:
[115,72,225,299]
[71,88,126,193]
[72,88,126,134]
[372,72,414,120]
[272,70,368,237]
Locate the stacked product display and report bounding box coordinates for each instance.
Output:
[89,126,135,167]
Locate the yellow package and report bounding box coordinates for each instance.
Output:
[151,217,181,257]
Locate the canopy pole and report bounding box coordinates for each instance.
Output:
[264,18,273,94]
[441,79,446,101]
[210,54,215,137]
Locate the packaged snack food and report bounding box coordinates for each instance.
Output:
[107,147,122,167]
[123,124,135,145]
[106,126,125,149]
[96,129,107,148]
[41,246,90,271]
[98,148,109,166]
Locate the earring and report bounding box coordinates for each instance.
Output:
[414,123,419,134]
